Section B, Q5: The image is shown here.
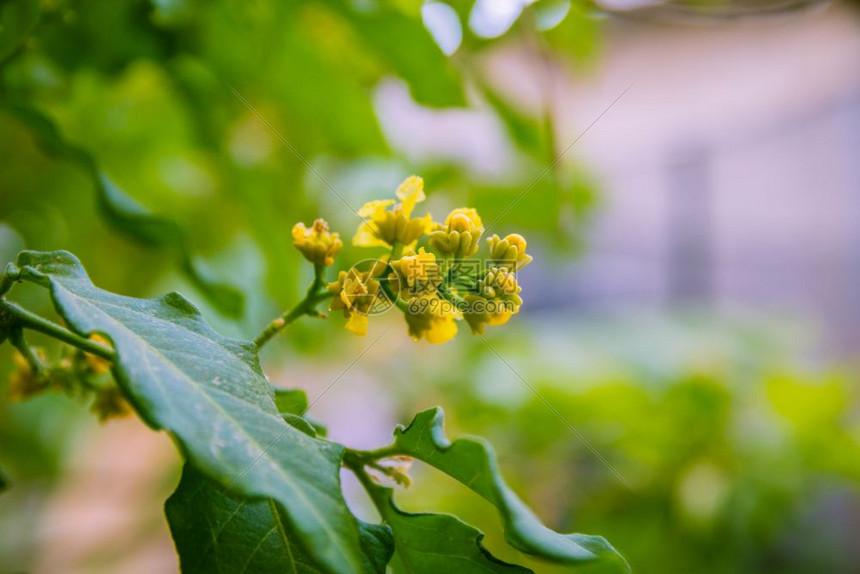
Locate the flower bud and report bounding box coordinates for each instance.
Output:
[429,207,484,258]
[486,233,533,270]
[292,218,343,266]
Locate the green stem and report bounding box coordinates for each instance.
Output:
[0,263,20,297]
[346,446,402,464]
[389,241,404,260]
[343,450,391,508]
[8,328,45,376]
[254,264,333,349]
[0,300,115,360]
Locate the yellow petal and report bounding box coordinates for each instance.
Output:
[291,222,308,242]
[358,199,395,219]
[425,317,458,344]
[395,176,425,217]
[353,223,389,247]
[488,310,514,326]
[345,313,368,336]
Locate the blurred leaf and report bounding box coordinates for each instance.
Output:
[383,408,628,569]
[0,0,40,63]
[167,463,394,574]
[540,0,601,67]
[334,1,466,107]
[15,250,369,574]
[3,104,244,316]
[477,79,545,159]
[0,224,25,268]
[0,467,8,494]
[361,478,532,573]
[38,0,179,74]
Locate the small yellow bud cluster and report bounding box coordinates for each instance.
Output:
[8,350,46,400]
[7,335,130,422]
[429,208,483,258]
[290,175,532,344]
[462,266,523,334]
[292,218,343,267]
[487,233,533,270]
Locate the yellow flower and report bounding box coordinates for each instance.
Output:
[84,334,113,376]
[462,267,523,334]
[389,247,442,297]
[353,176,433,248]
[328,260,389,336]
[403,294,458,344]
[292,218,343,266]
[7,350,46,400]
[429,207,484,258]
[487,233,533,270]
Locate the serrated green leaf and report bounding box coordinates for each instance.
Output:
[15,250,368,574]
[383,408,628,569]
[167,464,394,574]
[362,479,532,573]
[2,104,244,317]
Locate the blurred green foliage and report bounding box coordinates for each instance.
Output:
[387,314,860,573]
[1,1,857,573]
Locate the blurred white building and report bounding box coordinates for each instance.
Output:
[379,1,860,357]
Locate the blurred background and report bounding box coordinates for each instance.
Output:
[1,0,860,572]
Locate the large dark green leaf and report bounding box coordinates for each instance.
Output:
[167,464,394,574]
[382,408,628,569]
[361,478,532,573]
[2,104,243,316]
[14,250,368,573]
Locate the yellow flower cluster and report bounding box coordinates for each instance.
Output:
[7,338,129,422]
[290,175,532,344]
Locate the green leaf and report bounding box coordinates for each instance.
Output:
[335,2,466,107]
[0,467,8,494]
[167,464,394,574]
[0,0,40,62]
[382,408,628,569]
[2,104,244,317]
[476,79,545,159]
[275,388,328,438]
[275,388,310,415]
[361,479,532,573]
[15,250,369,574]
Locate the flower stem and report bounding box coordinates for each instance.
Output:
[253,264,333,349]
[0,300,116,360]
[8,328,45,376]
